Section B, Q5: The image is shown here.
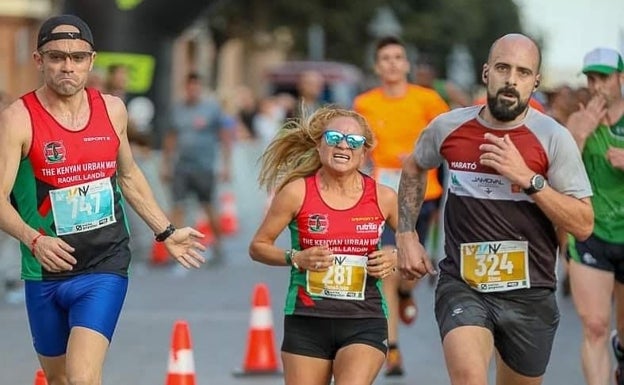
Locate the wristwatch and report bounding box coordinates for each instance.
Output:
[523,174,547,195]
[155,224,176,242]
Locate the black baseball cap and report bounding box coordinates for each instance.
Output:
[37,14,95,50]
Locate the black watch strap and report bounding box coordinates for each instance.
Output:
[523,185,538,195]
[523,174,544,195]
[155,224,176,242]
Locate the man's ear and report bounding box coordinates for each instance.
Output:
[482,64,489,84]
[33,51,44,71]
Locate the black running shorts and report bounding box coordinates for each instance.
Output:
[434,273,559,377]
[568,234,624,283]
[281,315,387,359]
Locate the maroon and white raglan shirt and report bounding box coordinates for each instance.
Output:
[414,106,592,292]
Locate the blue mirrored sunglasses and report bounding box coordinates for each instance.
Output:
[323,130,366,149]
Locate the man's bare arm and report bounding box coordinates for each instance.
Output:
[396,154,437,278]
[106,95,205,268]
[0,103,40,245]
[397,154,429,235]
[533,191,593,241]
[0,102,76,271]
[105,95,170,234]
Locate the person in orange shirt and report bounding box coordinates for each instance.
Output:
[353,36,449,377]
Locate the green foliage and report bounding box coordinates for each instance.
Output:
[115,0,144,11]
[205,0,527,84]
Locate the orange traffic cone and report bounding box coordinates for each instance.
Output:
[165,320,196,385]
[151,241,169,266]
[233,283,281,376]
[194,216,215,247]
[219,191,239,236]
[33,369,47,385]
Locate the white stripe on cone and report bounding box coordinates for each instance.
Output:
[168,349,195,374]
[250,307,273,330]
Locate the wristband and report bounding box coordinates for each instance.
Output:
[155,224,176,242]
[285,249,293,266]
[290,250,301,271]
[31,233,43,254]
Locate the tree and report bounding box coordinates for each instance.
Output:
[205,0,528,85]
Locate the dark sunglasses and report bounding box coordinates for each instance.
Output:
[323,130,367,149]
[39,50,94,64]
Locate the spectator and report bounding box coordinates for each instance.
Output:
[413,56,472,108]
[161,72,235,265]
[288,70,325,118]
[105,63,129,102]
[546,84,579,126]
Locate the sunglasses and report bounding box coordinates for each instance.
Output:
[323,130,367,150]
[39,50,94,64]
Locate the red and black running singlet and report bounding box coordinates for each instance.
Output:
[14,88,131,280]
[283,172,388,318]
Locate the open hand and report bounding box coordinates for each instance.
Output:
[165,227,207,268]
[567,96,607,140]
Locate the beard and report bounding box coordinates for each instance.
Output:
[486,87,530,122]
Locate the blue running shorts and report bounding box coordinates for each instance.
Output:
[25,273,128,357]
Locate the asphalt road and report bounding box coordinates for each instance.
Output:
[0,141,592,384]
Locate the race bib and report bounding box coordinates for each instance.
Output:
[376,168,401,192]
[460,240,530,292]
[49,178,116,236]
[306,254,367,300]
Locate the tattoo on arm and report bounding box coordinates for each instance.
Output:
[397,170,426,233]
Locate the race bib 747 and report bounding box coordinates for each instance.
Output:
[49,178,116,236]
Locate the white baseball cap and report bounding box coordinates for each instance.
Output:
[582,48,624,75]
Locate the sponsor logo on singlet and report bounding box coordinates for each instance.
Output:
[450,161,478,170]
[307,213,329,233]
[355,222,379,233]
[44,141,66,164]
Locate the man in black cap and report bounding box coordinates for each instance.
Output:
[0,14,207,384]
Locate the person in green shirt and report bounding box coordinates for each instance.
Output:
[566,47,624,385]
